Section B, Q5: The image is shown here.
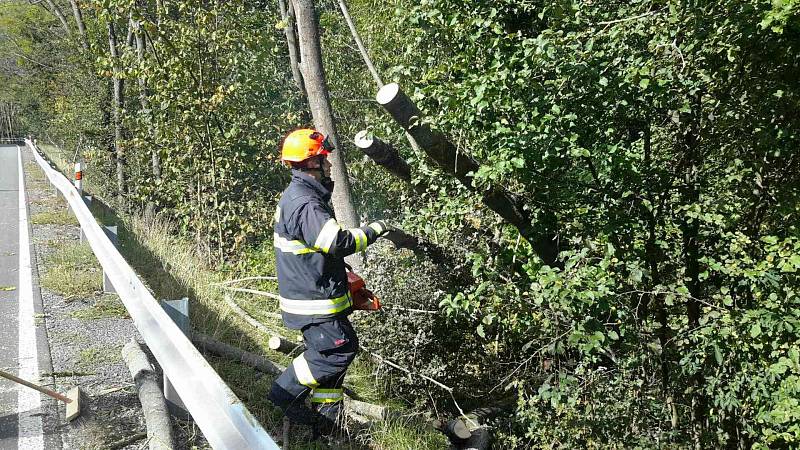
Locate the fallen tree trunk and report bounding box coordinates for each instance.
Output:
[191,331,284,375]
[434,406,510,450]
[376,83,560,266]
[191,332,386,420]
[121,340,175,450]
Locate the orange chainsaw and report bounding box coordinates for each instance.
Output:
[347,270,381,311]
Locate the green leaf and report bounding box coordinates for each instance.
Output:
[0,285,15,291]
[714,344,723,365]
[608,330,619,341]
[476,324,486,338]
[750,323,762,338]
[639,78,650,89]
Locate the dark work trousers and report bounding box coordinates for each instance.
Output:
[270,317,359,418]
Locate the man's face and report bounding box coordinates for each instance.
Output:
[322,156,332,177]
[309,156,332,178]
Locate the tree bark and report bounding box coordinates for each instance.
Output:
[68,0,88,50]
[268,335,302,354]
[121,340,176,450]
[377,83,560,266]
[42,0,71,35]
[354,131,410,182]
[277,0,305,95]
[291,0,361,265]
[108,19,126,201]
[191,332,285,375]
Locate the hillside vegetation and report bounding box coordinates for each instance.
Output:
[2,0,800,447]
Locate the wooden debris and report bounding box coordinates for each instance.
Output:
[268,335,301,354]
[222,294,281,334]
[190,331,285,375]
[107,432,148,450]
[121,340,175,450]
[282,417,290,449]
[354,131,411,182]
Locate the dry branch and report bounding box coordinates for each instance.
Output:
[214,276,278,286]
[221,285,280,301]
[222,293,282,334]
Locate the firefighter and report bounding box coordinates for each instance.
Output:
[268,128,391,432]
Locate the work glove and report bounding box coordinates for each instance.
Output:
[368,220,392,236]
[382,229,419,250]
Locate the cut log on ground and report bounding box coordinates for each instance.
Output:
[193,332,387,420]
[435,406,510,450]
[282,417,290,449]
[345,398,386,421]
[269,335,302,354]
[121,340,175,450]
[376,82,561,267]
[191,331,285,375]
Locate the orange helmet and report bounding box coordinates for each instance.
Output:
[280,128,333,163]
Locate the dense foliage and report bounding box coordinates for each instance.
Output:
[2,0,799,447]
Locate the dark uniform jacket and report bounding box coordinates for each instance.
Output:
[273,170,383,330]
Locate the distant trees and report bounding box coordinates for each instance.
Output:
[3,0,800,447]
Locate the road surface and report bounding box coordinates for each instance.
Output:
[0,145,60,449]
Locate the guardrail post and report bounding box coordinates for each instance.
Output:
[102,225,119,294]
[159,297,190,418]
[79,196,93,242]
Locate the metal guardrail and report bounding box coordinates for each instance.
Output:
[25,140,280,450]
[1,137,25,145]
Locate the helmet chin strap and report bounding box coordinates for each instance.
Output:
[298,157,333,190]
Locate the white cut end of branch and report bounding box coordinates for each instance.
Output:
[354,130,373,149]
[376,82,400,105]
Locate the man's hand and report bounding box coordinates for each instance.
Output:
[368,220,392,236]
[382,229,419,250]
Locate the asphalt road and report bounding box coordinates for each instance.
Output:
[0,145,59,449]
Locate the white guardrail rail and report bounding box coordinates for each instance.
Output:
[26,140,280,449]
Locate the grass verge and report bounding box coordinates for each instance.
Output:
[31,210,79,226]
[78,345,121,369]
[40,241,102,299]
[69,294,128,320]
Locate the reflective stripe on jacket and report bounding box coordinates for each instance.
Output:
[274,170,382,329]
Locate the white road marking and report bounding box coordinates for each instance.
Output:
[17,145,44,449]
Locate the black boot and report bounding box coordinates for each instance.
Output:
[268,384,318,426]
[314,402,343,436]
